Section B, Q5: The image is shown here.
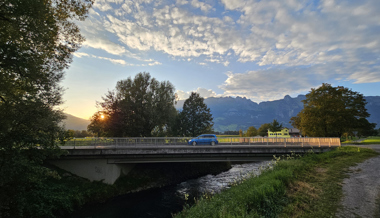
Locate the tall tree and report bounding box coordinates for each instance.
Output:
[290,83,372,137]
[179,92,214,137]
[258,123,271,137]
[0,0,92,216]
[268,119,283,132]
[88,72,177,137]
[245,126,258,137]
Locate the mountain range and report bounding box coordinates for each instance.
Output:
[62,95,380,132]
[176,95,380,132]
[62,113,90,130]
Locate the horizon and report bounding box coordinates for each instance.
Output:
[65,93,380,120]
[61,0,380,120]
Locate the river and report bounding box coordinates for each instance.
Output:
[70,161,272,218]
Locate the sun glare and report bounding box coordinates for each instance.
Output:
[101,115,104,119]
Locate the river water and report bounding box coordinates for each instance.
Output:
[70,161,272,218]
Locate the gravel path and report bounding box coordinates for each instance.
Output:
[337,145,380,218]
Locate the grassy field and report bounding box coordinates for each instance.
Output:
[342,136,380,145]
[359,136,380,144]
[175,146,378,218]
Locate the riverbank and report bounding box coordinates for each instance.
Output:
[45,162,231,217]
[175,146,378,217]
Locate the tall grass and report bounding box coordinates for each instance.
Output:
[175,146,377,217]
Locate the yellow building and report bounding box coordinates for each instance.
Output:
[268,128,290,138]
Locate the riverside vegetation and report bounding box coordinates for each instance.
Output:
[175,146,378,217]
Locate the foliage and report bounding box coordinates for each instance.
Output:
[0,0,92,216]
[258,123,271,137]
[175,146,377,218]
[356,118,378,137]
[223,130,240,135]
[88,72,177,137]
[291,83,374,137]
[175,92,214,137]
[65,129,94,139]
[239,129,243,137]
[269,119,283,132]
[245,126,258,137]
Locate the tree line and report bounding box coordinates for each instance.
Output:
[87,72,214,138]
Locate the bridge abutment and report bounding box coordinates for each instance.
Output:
[49,159,135,184]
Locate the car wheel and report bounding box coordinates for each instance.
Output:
[211,141,215,146]
[192,141,197,146]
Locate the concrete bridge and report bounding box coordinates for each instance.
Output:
[49,137,340,184]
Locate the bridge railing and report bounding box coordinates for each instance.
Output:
[63,137,193,147]
[218,137,341,146]
[63,137,341,147]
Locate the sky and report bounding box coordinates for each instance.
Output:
[61,0,380,120]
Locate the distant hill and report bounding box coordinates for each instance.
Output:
[62,113,90,130]
[176,95,380,132]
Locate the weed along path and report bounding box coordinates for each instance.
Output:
[338,145,380,218]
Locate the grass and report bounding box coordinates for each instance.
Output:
[359,136,380,144]
[342,136,380,145]
[175,146,378,218]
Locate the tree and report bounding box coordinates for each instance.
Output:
[245,126,258,137]
[268,119,283,132]
[290,83,373,137]
[239,129,243,137]
[258,123,271,137]
[356,118,377,137]
[178,92,214,137]
[0,0,92,216]
[87,111,108,137]
[88,72,177,137]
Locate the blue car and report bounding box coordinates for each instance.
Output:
[188,134,218,146]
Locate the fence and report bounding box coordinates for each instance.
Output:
[63,137,341,147]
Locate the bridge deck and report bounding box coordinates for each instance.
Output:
[59,144,337,163]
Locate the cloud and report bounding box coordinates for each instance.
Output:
[73,52,162,67]
[73,52,90,58]
[86,0,380,69]
[95,56,127,65]
[177,87,219,100]
[81,0,380,99]
[190,0,213,12]
[83,37,126,56]
[218,59,380,102]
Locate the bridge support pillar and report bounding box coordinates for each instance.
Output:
[49,159,135,185]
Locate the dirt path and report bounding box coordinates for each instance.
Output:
[337,145,380,218]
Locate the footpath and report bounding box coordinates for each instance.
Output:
[338,144,380,218]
